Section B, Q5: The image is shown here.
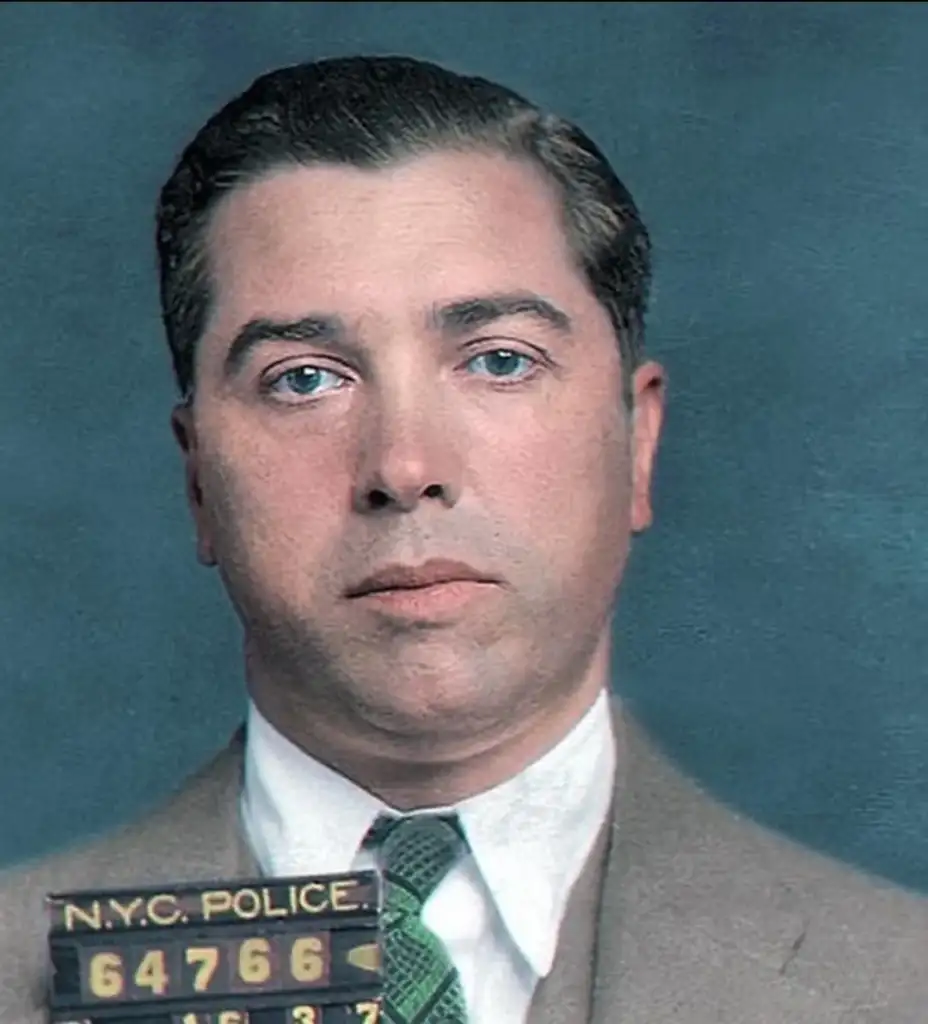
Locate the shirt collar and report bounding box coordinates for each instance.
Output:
[453,690,615,974]
[242,705,387,879]
[241,690,614,978]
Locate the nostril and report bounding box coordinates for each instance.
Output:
[368,489,390,510]
[423,483,443,499]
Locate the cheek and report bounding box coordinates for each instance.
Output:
[199,430,350,560]
[481,406,631,553]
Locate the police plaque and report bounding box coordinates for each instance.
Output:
[46,871,383,1024]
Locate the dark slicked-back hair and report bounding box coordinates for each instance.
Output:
[156,55,652,410]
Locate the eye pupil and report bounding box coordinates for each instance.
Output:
[282,367,323,394]
[470,349,535,380]
[465,348,535,381]
[266,364,347,401]
[485,350,520,375]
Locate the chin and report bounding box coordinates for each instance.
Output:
[359,672,508,735]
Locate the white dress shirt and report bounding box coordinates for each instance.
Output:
[241,690,615,1024]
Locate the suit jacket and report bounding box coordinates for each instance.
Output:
[1,701,926,1023]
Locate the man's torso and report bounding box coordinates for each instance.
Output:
[2,705,927,1023]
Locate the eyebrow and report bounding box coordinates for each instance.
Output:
[222,290,574,379]
[429,291,574,337]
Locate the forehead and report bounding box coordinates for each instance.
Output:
[203,150,596,332]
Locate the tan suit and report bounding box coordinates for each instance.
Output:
[1,702,926,1023]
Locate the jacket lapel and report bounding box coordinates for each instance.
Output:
[223,726,261,879]
[527,815,611,1023]
[120,723,259,885]
[589,702,814,1023]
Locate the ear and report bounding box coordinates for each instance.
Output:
[629,361,667,533]
[171,402,217,567]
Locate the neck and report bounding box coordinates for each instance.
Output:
[247,642,610,809]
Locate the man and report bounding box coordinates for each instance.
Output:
[1,55,925,1024]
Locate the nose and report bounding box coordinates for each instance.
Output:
[353,402,462,515]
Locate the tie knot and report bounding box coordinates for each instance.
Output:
[364,814,466,909]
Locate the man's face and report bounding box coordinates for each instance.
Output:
[174,150,663,745]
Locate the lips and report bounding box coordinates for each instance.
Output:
[346,558,497,597]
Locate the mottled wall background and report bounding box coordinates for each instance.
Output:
[1,2,926,887]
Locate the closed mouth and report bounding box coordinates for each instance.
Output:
[346,559,497,598]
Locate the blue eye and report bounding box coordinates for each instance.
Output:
[268,366,346,398]
[465,349,537,380]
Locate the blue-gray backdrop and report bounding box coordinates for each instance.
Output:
[1,2,926,889]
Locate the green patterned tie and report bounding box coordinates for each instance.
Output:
[363,814,469,1024]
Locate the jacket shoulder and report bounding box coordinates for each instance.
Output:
[0,734,245,1023]
[617,714,928,1017]
[707,783,928,1015]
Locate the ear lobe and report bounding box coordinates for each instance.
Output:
[170,404,194,455]
[171,404,202,506]
[171,404,217,567]
[195,531,218,568]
